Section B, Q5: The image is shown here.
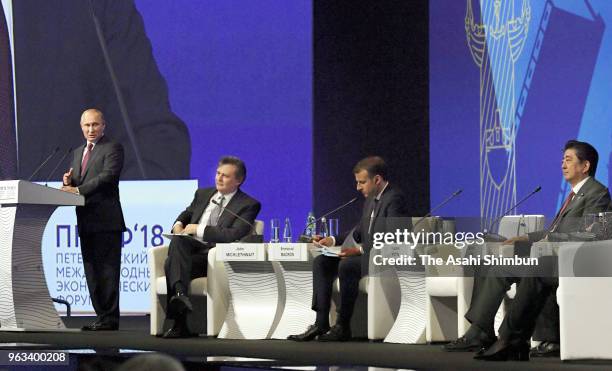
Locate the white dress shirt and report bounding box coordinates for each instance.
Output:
[174,190,237,240]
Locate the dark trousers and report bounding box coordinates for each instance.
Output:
[498,275,558,343]
[465,273,520,336]
[163,237,209,319]
[311,254,362,327]
[80,232,122,325]
[466,262,559,341]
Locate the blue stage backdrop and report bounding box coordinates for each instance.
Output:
[431,0,612,222]
[135,0,313,236]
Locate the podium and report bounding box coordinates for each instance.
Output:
[0,180,84,330]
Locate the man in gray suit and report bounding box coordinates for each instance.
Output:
[446,140,611,358]
[62,108,126,331]
[475,140,611,361]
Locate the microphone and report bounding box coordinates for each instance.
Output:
[298,197,359,242]
[44,147,76,186]
[210,199,262,242]
[27,147,60,181]
[86,0,147,179]
[413,189,462,231]
[484,186,542,241]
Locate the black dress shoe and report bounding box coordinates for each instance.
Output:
[443,333,496,352]
[82,321,119,331]
[287,325,330,342]
[317,324,351,342]
[474,339,530,361]
[168,293,193,317]
[530,341,560,357]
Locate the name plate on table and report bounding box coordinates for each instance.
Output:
[216,243,266,261]
[0,181,18,203]
[267,243,309,261]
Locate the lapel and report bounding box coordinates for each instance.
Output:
[372,183,391,221]
[193,189,216,223]
[560,178,593,219]
[362,196,374,229]
[74,144,86,181]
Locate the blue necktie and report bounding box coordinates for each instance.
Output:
[0,4,16,180]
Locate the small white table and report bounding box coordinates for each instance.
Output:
[215,243,276,339]
[215,243,318,339]
[381,244,427,344]
[267,243,316,339]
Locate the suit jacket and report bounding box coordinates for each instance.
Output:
[175,187,261,244]
[68,136,126,236]
[337,184,411,272]
[528,177,611,242]
[13,0,190,180]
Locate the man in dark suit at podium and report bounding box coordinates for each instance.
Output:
[288,156,411,342]
[62,108,126,331]
[162,156,261,338]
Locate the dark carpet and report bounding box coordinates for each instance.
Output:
[0,316,609,371]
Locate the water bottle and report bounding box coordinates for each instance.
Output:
[270,218,280,243]
[283,217,292,243]
[305,211,316,237]
[320,217,329,237]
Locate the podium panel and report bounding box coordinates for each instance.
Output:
[0,181,83,330]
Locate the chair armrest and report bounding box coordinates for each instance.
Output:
[148,245,169,279]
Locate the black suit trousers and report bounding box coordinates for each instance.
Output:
[311,254,362,326]
[498,275,558,343]
[466,260,559,341]
[164,237,209,318]
[80,232,122,325]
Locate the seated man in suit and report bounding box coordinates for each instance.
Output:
[162,156,261,338]
[288,156,411,342]
[445,140,611,358]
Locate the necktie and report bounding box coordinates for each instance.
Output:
[0,3,16,180]
[550,191,575,232]
[208,196,225,226]
[81,143,93,173]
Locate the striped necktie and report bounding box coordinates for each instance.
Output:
[208,196,225,226]
[81,143,94,173]
[0,3,16,180]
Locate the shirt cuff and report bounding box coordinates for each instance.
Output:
[172,221,183,233]
[196,224,206,239]
[330,236,336,246]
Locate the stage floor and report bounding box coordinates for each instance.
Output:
[0,316,609,370]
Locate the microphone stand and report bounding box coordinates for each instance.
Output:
[27,147,59,181]
[413,189,462,231]
[484,186,542,241]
